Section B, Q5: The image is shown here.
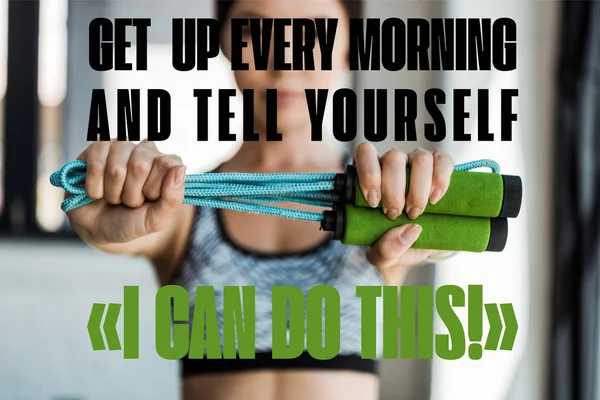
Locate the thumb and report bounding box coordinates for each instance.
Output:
[144,165,186,234]
[365,224,422,269]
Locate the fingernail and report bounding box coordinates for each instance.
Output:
[430,188,443,204]
[367,190,379,208]
[399,224,422,245]
[175,166,186,187]
[408,207,422,220]
[386,208,400,220]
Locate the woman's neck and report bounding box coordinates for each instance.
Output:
[225,125,344,172]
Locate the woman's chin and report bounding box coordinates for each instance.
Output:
[272,109,312,133]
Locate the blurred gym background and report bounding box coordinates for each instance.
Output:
[0,0,598,399]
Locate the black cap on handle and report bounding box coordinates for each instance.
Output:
[486,218,509,252]
[334,165,357,205]
[499,175,523,218]
[320,208,345,240]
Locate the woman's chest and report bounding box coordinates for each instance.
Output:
[219,208,331,254]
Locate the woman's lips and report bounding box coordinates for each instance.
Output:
[262,90,304,106]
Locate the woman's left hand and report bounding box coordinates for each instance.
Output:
[353,143,454,285]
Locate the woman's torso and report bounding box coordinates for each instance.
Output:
[171,161,384,400]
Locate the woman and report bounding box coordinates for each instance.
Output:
[67,0,454,398]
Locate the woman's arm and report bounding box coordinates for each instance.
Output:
[65,139,191,286]
[89,203,196,286]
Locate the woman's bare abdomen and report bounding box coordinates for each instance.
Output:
[183,370,379,400]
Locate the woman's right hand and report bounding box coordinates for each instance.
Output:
[66,139,186,246]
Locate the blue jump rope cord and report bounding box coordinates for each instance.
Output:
[50,159,500,222]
